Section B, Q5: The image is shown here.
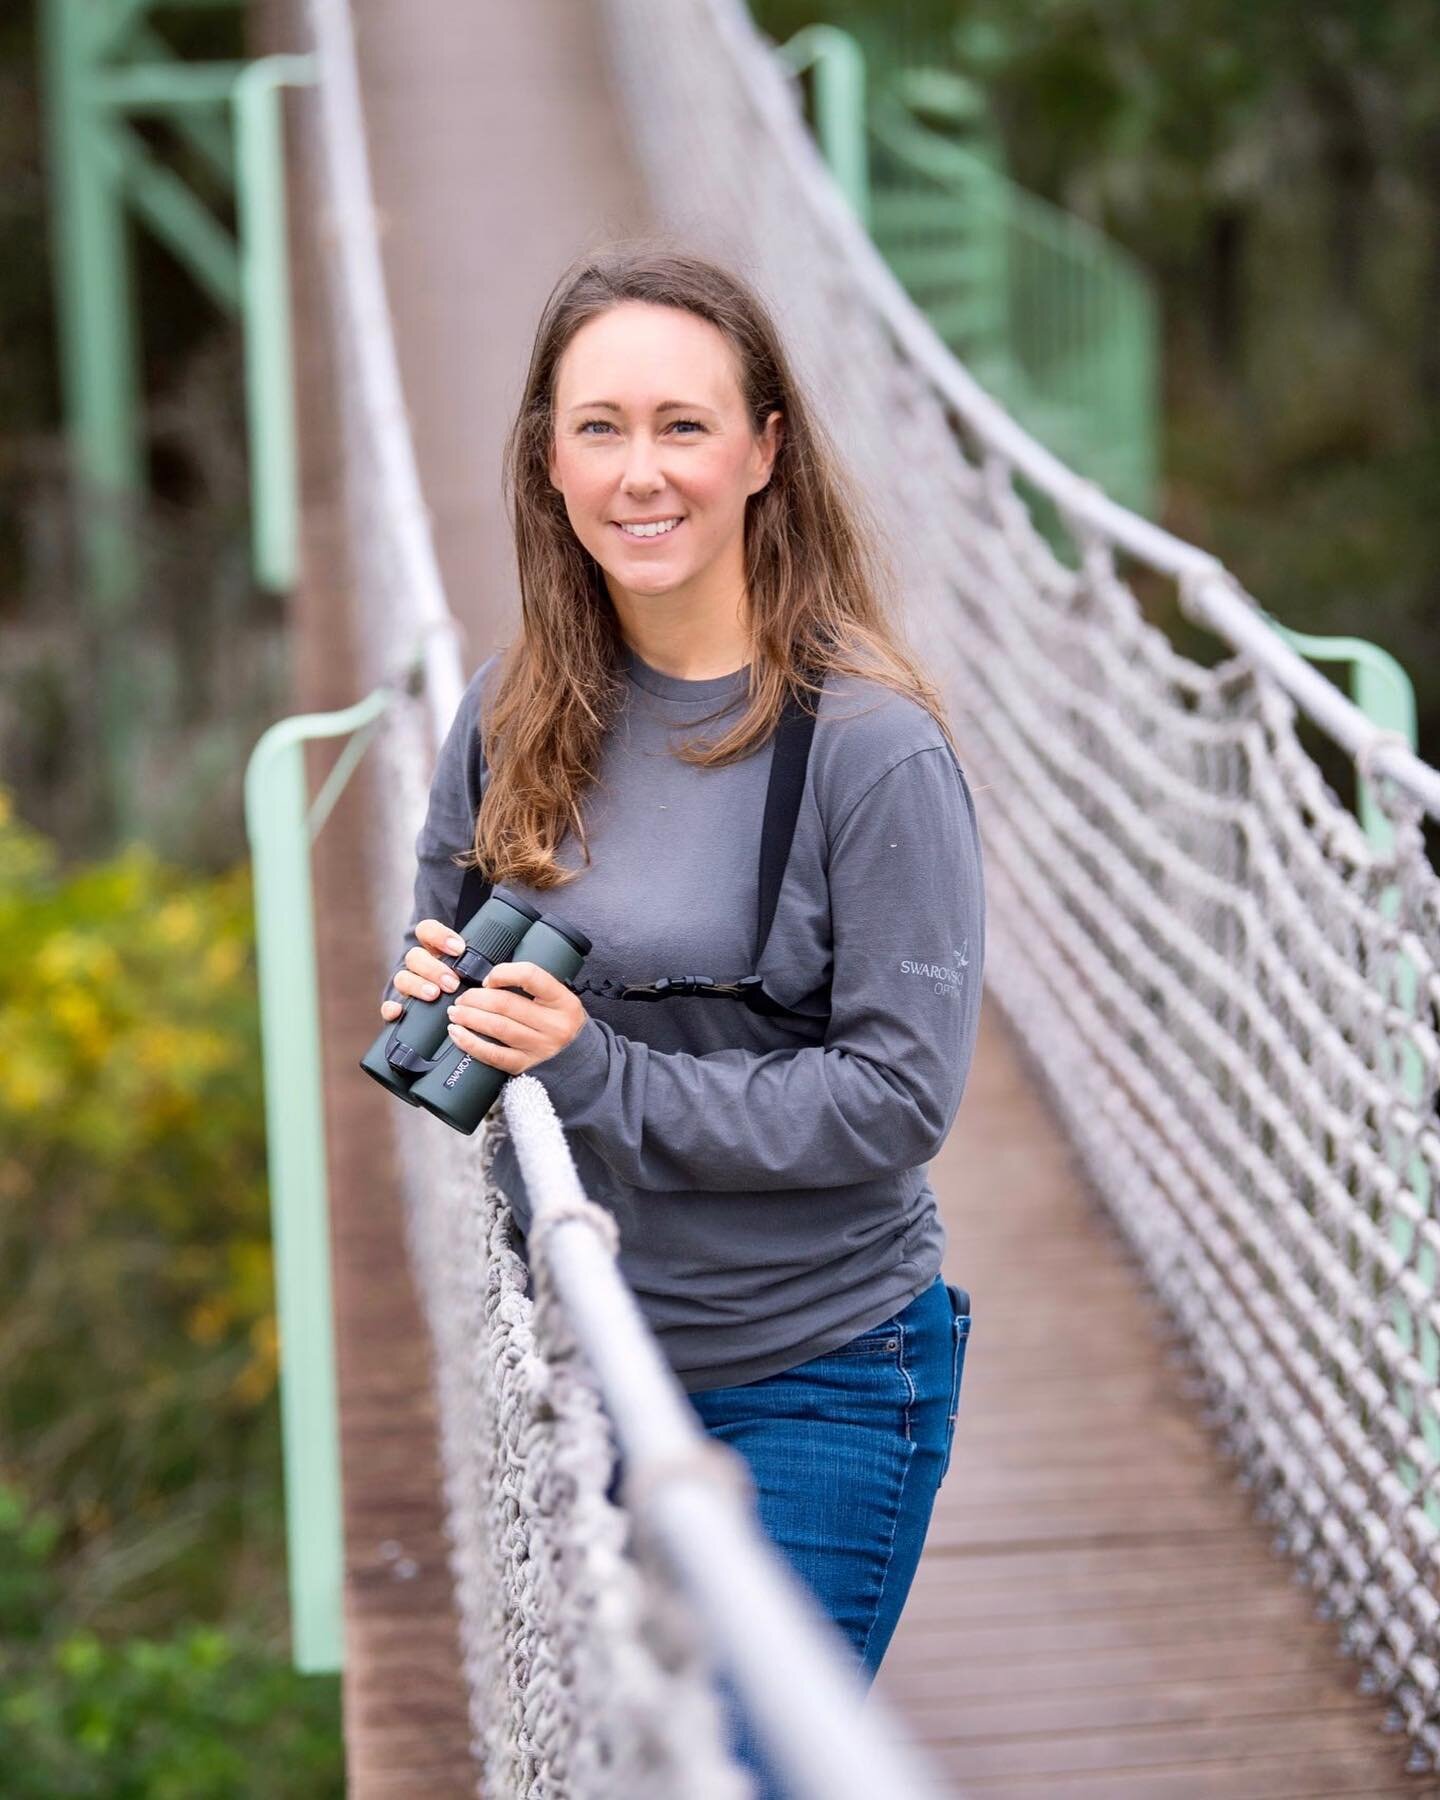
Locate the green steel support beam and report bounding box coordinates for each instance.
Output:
[242,686,396,1673]
[98,117,242,311]
[92,59,250,106]
[98,0,246,58]
[128,25,235,181]
[42,0,315,838]
[41,0,145,841]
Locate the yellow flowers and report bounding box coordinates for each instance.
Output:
[230,1315,279,1406]
[185,1296,232,1347]
[1,781,274,1411]
[154,896,203,948]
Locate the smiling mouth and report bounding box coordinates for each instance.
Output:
[613,517,684,541]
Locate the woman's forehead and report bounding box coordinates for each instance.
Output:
[556,306,741,408]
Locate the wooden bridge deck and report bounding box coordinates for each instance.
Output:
[876,1005,1436,1796]
[270,1,1439,1793]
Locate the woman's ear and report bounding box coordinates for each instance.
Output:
[751,409,784,495]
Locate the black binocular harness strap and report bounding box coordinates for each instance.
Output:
[450,678,820,1018]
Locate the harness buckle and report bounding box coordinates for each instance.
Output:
[656,974,717,997]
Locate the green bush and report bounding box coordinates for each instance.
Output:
[0,1482,342,1799]
[0,786,282,1636]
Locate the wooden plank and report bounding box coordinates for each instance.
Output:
[927,1713,1418,1783]
[898,1673,1377,1738]
[882,1637,1360,1698]
[883,1001,1438,1794]
[941,1753,1428,1799]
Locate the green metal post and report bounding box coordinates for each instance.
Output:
[776,26,870,230]
[234,56,316,592]
[243,687,395,1673]
[41,0,146,837]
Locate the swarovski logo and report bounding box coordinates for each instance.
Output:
[899,941,970,997]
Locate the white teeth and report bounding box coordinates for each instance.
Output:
[619,517,681,538]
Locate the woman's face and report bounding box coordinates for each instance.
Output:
[548,301,781,613]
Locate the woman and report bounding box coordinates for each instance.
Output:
[378,245,983,1781]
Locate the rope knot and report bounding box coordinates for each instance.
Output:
[526,1193,621,1262]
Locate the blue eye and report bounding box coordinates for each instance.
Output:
[576,419,706,435]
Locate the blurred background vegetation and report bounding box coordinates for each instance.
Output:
[1,0,1436,1789]
[1,2,342,1788]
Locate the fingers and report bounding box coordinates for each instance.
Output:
[482,960,563,1003]
[402,944,461,999]
[381,922,471,1021]
[417,918,466,957]
[446,993,548,1048]
[445,1017,527,1073]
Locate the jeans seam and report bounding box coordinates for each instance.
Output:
[940,1319,961,1484]
[896,1323,917,1441]
[856,1432,911,1666]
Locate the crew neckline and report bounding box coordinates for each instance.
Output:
[621,643,752,702]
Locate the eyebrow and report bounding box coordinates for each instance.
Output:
[567,399,716,415]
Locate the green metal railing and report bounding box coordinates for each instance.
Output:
[774,24,870,229]
[243,686,399,1673]
[778,26,1159,518]
[41,0,314,836]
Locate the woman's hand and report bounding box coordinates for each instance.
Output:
[379,917,468,1022]
[444,961,588,1074]
[381,921,588,1074]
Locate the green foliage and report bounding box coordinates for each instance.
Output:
[0,789,283,1637]
[0,1481,342,1799]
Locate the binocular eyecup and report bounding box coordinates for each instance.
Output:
[360,887,592,1135]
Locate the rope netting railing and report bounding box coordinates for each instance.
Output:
[597,0,1440,1768]
[299,0,959,1792]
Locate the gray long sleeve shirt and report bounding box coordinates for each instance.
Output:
[381,643,986,1391]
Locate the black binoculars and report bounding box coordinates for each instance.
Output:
[360,886,592,1135]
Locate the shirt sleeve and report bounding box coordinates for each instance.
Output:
[528,744,986,1192]
[378,659,492,1008]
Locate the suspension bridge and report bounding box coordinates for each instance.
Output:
[61,0,1440,1791]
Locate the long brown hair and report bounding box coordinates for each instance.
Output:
[469,241,960,890]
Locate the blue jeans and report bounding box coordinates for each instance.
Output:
[687,1274,973,1795]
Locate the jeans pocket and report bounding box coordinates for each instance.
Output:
[939,1283,972,1486]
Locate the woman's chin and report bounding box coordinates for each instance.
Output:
[603,563,695,597]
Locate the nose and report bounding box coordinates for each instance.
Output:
[620,430,665,496]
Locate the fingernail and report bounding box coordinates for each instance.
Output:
[448,937,464,953]
[447,1005,458,1017]
[441,973,459,991]
[423,983,438,998]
